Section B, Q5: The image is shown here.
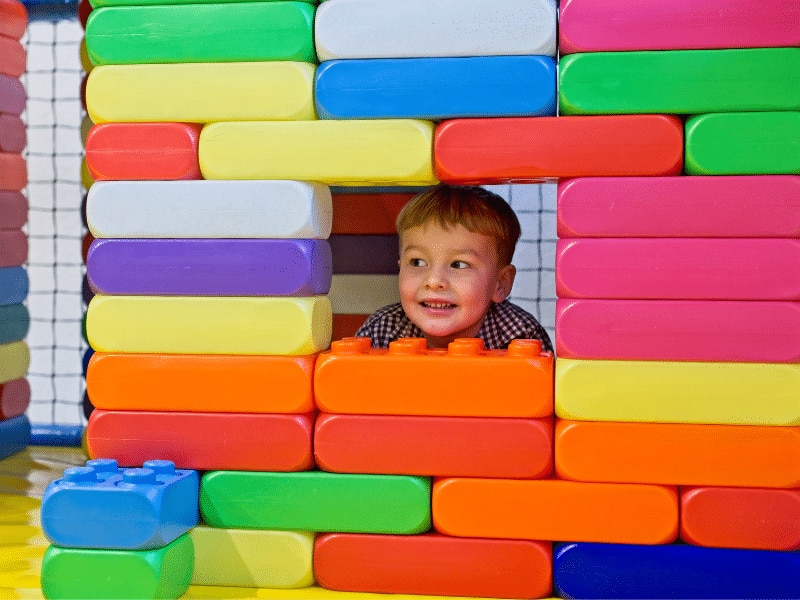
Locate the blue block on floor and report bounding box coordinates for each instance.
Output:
[41,458,199,550]
[315,56,556,120]
[554,542,800,599]
[0,267,28,305]
[0,414,29,459]
[0,303,29,344]
[30,424,84,447]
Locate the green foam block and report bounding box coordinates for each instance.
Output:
[86,1,316,65]
[40,534,193,599]
[685,112,800,175]
[90,0,316,11]
[559,48,800,115]
[200,471,431,534]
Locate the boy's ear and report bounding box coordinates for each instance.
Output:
[493,264,516,303]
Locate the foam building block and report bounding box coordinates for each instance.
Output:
[554,542,800,599]
[556,419,800,487]
[81,157,95,190]
[559,48,800,115]
[85,122,202,181]
[331,192,410,235]
[557,299,800,362]
[434,115,684,184]
[86,180,332,239]
[190,526,314,589]
[314,0,557,60]
[86,238,333,296]
[0,152,26,191]
[0,36,24,78]
[200,471,431,534]
[199,120,437,186]
[433,477,678,545]
[40,533,193,600]
[329,235,397,274]
[328,274,399,314]
[686,111,800,175]
[315,414,553,478]
[29,423,84,447]
[87,62,316,123]
[0,414,29,460]
[86,410,315,472]
[0,0,27,40]
[555,358,800,425]
[0,267,27,305]
[330,185,431,195]
[181,587,499,600]
[0,303,28,343]
[0,340,29,383]
[556,176,800,238]
[0,190,26,228]
[556,238,800,300]
[315,56,556,120]
[87,352,315,413]
[681,486,800,551]
[80,38,93,73]
[0,74,25,115]
[85,2,315,65]
[86,295,332,355]
[331,314,369,341]
[41,458,198,550]
[314,533,552,599]
[0,377,29,419]
[315,337,553,417]
[89,0,316,6]
[559,0,800,53]
[0,113,26,152]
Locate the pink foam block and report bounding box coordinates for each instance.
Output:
[557,176,800,238]
[556,238,800,301]
[556,299,800,363]
[0,113,25,153]
[559,0,800,54]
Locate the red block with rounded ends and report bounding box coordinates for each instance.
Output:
[331,314,369,341]
[0,0,27,40]
[314,533,552,599]
[681,486,800,551]
[0,377,29,419]
[0,229,27,267]
[86,410,314,471]
[331,192,412,234]
[434,115,683,184]
[315,414,552,478]
[0,152,26,191]
[0,36,24,78]
[81,232,93,265]
[0,191,26,228]
[0,114,26,153]
[85,122,202,181]
[78,0,92,29]
[315,337,553,418]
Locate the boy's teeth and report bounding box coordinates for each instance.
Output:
[424,302,452,308]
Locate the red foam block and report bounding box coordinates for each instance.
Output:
[0,229,27,267]
[0,114,25,153]
[0,0,27,40]
[0,377,30,419]
[0,35,25,78]
[0,73,25,115]
[0,152,26,191]
[0,191,26,228]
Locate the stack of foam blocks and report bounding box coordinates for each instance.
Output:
[0,0,31,460]
[552,0,800,597]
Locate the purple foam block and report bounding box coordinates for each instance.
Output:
[87,238,332,296]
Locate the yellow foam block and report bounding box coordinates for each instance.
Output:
[0,588,44,599]
[80,115,93,147]
[86,295,332,356]
[79,38,92,74]
[0,524,48,548]
[199,120,437,186]
[80,158,93,190]
[87,62,316,124]
[181,585,538,599]
[0,341,28,383]
[556,358,800,425]
[190,526,313,589]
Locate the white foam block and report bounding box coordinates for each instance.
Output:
[329,274,399,314]
[86,180,332,239]
[315,0,557,60]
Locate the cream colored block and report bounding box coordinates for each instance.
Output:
[86,180,332,239]
[556,358,800,425]
[190,526,314,589]
[315,0,557,60]
[87,62,316,124]
[182,585,523,599]
[0,341,28,383]
[199,120,437,186]
[329,274,399,314]
[86,295,331,355]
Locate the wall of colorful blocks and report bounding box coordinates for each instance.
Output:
[32,0,800,598]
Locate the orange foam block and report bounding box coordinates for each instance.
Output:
[433,477,678,545]
[87,353,315,413]
[0,0,26,40]
[0,377,29,419]
[331,314,368,341]
[0,229,26,267]
[314,533,552,599]
[681,486,800,551]
[556,420,800,488]
[86,410,314,471]
[331,192,412,234]
[315,414,552,479]
[85,122,202,181]
[434,115,683,184]
[0,152,26,191]
[0,191,25,228]
[0,36,24,78]
[314,337,553,418]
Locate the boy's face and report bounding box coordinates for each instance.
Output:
[398,223,515,348]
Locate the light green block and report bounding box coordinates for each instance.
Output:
[90,0,316,11]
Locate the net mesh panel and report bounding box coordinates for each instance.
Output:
[19,15,557,426]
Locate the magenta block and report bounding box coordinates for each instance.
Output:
[556,299,800,362]
[0,74,25,116]
[0,114,25,153]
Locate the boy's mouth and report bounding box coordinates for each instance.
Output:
[421,301,456,309]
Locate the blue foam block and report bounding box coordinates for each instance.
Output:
[554,542,800,599]
[0,267,28,306]
[0,414,30,459]
[30,423,84,447]
[41,458,199,550]
[315,55,556,120]
[0,303,29,344]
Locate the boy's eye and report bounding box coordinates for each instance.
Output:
[409,258,427,267]
[451,261,470,269]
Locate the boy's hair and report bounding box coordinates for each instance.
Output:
[396,184,521,266]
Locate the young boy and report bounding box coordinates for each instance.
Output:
[355,184,553,351]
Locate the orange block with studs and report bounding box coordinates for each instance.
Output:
[314,337,553,418]
[556,420,800,488]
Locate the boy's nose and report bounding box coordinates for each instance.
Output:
[424,268,447,290]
